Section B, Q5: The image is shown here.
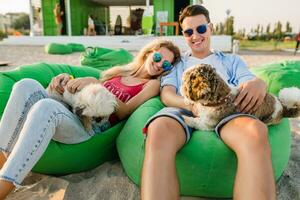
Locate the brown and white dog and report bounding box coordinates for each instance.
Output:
[47,83,118,132]
[180,64,300,131]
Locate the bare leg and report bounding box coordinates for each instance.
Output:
[220,117,276,200]
[0,152,6,169]
[0,180,14,200]
[141,117,186,200]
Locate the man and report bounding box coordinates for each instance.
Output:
[294,32,300,55]
[141,5,276,200]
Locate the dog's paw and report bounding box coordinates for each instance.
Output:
[182,115,194,127]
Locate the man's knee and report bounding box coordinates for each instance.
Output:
[146,117,185,153]
[221,117,269,151]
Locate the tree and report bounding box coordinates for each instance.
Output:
[266,23,271,34]
[255,24,260,36]
[11,14,30,30]
[285,21,292,33]
[215,24,219,34]
[273,21,283,39]
[224,16,234,35]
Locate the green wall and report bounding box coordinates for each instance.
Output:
[70,0,107,35]
[42,0,58,36]
[153,0,174,35]
[42,0,107,36]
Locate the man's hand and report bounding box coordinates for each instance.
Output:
[49,73,72,94]
[234,78,267,113]
[66,77,99,93]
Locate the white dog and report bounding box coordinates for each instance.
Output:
[180,64,300,131]
[47,82,118,132]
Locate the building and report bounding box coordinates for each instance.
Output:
[0,12,26,33]
[29,0,201,36]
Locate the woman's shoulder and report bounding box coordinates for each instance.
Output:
[144,79,160,88]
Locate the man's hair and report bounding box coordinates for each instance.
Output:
[179,5,210,26]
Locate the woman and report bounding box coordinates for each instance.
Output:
[0,39,180,199]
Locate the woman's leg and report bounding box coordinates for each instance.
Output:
[0,79,47,155]
[141,117,186,200]
[220,117,276,200]
[0,153,6,169]
[0,98,90,199]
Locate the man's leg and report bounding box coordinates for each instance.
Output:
[220,117,276,200]
[141,117,186,200]
[295,41,299,55]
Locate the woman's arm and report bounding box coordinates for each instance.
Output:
[114,80,160,120]
[160,85,191,111]
[66,77,99,93]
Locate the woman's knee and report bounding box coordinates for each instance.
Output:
[13,79,44,94]
[221,117,269,152]
[29,98,61,115]
[146,117,186,154]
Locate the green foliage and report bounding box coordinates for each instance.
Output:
[285,22,292,33]
[273,21,283,39]
[0,30,7,40]
[240,40,295,51]
[224,16,234,35]
[11,14,30,30]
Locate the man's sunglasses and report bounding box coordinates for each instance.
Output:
[182,24,209,37]
[153,52,173,71]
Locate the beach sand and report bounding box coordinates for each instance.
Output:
[1,45,300,200]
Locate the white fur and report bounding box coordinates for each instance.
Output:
[71,84,117,117]
[271,95,283,121]
[279,87,300,108]
[229,87,239,96]
[184,104,216,130]
[47,83,117,118]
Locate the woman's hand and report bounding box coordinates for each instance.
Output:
[234,78,267,113]
[49,73,72,94]
[66,77,99,94]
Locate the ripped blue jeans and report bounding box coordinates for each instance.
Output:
[0,79,93,186]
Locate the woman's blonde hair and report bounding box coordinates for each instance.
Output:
[101,39,181,82]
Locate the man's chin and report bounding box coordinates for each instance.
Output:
[191,47,207,54]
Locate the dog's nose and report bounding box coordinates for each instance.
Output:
[94,117,103,122]
[75,107,84,116]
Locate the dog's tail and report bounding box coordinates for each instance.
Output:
[278,87,300,118]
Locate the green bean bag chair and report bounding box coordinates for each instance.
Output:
[250,60,300,95]
[67,43,85,52]
[80,47,134,70]
[0,63,125,175]
[117,60,300,198]
[45,43,73,55]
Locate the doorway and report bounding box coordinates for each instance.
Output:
[174,0,189,33]
[59,0,67,35]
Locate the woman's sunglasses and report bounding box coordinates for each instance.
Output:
[182,24,209,37]
[153,52,173,71]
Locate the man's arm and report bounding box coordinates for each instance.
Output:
[160,85,191,111]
